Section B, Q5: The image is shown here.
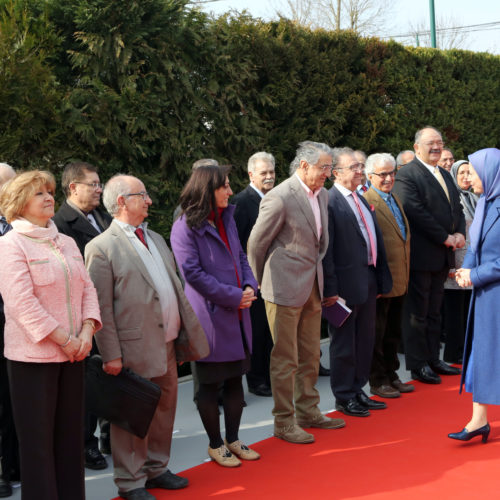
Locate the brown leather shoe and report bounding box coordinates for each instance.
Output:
[274,424,314,444]
[391,378,415,393]
[370,384,401,398]
[297,414,345,429]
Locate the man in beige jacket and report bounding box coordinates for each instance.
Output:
[247,141,345,445]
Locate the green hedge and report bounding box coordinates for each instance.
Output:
[1,0,499,237]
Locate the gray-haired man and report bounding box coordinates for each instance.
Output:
[248,141,345,444]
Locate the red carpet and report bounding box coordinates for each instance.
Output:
[114,373,500,499]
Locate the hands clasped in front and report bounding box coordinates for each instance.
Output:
[239,285,257,309]
[444,232,466,251]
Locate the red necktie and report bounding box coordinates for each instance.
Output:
[352,191,377,266]
[135,227,149,249]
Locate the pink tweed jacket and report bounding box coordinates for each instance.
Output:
[0,221,101,362]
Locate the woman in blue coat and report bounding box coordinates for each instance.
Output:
[449,148,500,443]
[171,165,260,466]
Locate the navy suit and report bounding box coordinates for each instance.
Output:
[323,185,392,401]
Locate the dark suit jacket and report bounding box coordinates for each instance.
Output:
[53,200,112,256]
[392,158,465,272]
[232,185,262,253]
[323,185,392,305]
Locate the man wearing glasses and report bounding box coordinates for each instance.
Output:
[364,153,414,399]
[323,147,392,417]
[248,141,345,445]
[85,175,207,500]
[54,161,111,255]
[53,161,112,470]
[393,126,465,385]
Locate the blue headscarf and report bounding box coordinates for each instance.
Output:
[468,148,500,252]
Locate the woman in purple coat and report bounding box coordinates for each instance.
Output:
[449,148,500,443]
[171,165,260,466]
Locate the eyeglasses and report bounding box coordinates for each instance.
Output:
[336,163,365,173]
[123,191,150,201]
[422,141,445,148]
[74,181,103,190]
[371,170,396,178]
[313,164,333,172]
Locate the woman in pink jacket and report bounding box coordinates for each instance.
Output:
[0,170,101,500]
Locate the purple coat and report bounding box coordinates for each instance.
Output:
[170,205,258,362]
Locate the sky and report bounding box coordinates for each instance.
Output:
[197,0,500,55]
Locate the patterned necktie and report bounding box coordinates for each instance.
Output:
[352,191,377,266]
[135,227,149,249]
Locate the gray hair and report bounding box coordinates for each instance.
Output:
[289,141,333,175]
[192,158,218,170]
[396,150,414,166]
[365,153,396,175]
[354,150,367,162]
[103,174,133,216]
[331,147,355,169]
[248,151,275,173]
[0,163,15,186]
[414,126,442,144]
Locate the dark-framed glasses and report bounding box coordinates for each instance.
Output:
[123,191,150,201]
[74,181,104,190]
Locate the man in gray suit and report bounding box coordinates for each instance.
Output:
[247,141,345,445]
[85,175,208,500]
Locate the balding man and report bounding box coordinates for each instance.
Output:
[393,127,465,385]
[396,150,415,171]
[85,175,208,500]
[0,163,18,498]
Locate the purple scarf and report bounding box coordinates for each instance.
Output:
[468,148,500,252]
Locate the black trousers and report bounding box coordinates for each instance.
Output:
[329,267,378,401]
[369,295,405,387]
[246,292,273,389]
[402,268,448,371]
[8,360,85,500]
[0,313,19,482]
[443,289,471,363]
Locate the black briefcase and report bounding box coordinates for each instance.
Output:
[85,354,161,439]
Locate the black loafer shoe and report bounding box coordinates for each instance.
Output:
[430,360,461,375]
[335,398,370,417]
[145,470,188,490]
[119,487,155,500]
[248,384,273,397]
[411,365,441,384]
[318,364,331,377]
[85,446,107,470]
[356,391,387,410]
[0,478,12,498]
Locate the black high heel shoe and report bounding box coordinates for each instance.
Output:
[448,423,490,443]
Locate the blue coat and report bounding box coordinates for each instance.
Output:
[170,204,258,363]
[460,197,500,404]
